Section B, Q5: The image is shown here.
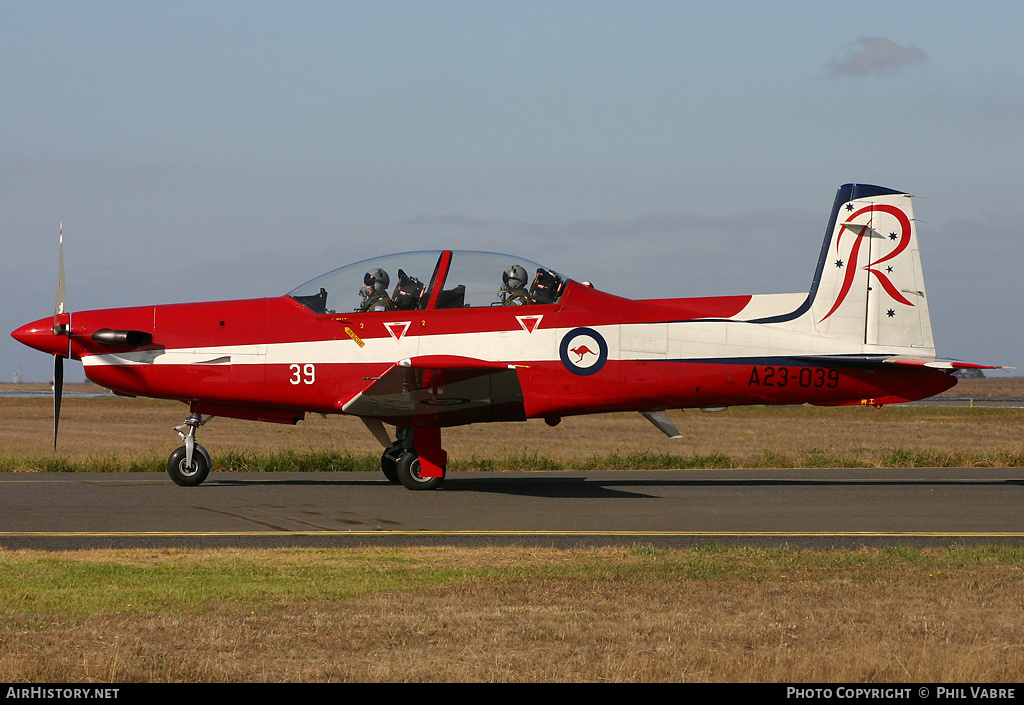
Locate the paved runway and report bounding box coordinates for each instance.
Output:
[2,468,1022,549]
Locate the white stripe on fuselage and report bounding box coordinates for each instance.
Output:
[81,319,933,369]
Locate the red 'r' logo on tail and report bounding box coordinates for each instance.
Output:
[820,204,915,323]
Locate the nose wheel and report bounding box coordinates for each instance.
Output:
[167,444,211,486]
[167,413,213,486]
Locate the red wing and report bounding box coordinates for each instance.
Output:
[341,355,527,426]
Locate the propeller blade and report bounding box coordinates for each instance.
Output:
[53,225,67,449]
[53,354,64,450]
[55,223,65,325]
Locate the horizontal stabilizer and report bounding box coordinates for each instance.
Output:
[880,356,1009,371]
[792,354,1007,370]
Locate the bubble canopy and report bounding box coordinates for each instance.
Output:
[287,250,568,314]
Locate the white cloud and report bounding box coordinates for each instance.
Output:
[828,37,927,77]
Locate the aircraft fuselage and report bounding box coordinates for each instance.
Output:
[13,279,955,428]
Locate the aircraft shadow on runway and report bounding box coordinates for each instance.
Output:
[201,474,1024,500]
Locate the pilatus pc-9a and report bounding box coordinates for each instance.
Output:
[12,184,995,489]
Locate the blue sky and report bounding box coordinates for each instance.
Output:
[3,1,1022,382]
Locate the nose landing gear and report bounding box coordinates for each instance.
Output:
[167,413,213,486]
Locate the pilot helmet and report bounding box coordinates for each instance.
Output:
[364,268,390,292]
[502,264,527,291]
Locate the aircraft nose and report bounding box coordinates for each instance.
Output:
[11,318,70,357]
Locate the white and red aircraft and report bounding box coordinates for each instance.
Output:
[12,183,995,489]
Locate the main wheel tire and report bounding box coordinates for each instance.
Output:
[167,445,211,487]
[381,446,402,484]
[395,451,445,491]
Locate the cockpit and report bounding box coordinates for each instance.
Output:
[287,250,568,315]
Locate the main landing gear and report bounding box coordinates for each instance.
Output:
[164,414,447,491]
[380,426,447,491]
[167,413,212,487]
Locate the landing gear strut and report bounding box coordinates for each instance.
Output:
[167,413,213,486]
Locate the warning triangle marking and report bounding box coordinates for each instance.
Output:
[384,321,411,341]
[516,315,543,334]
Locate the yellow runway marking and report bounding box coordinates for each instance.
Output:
[3,530,1024,538]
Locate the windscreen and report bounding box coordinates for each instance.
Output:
[288,251,444,314]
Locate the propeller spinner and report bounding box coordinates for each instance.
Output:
[11,226,154,448]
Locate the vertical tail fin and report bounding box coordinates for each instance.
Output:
[808,184,934,351]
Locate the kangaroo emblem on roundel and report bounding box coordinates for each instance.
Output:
[559,327,608,376]
[569,344,596,363]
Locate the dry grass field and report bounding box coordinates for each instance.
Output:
[1,546,1023,683]
[2,377,1023,469]
[2,377,1023,683]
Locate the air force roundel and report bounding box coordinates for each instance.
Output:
[559,327,608,376]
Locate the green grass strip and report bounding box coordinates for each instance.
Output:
[1,545,1023,615]
[3,447,1024,473]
